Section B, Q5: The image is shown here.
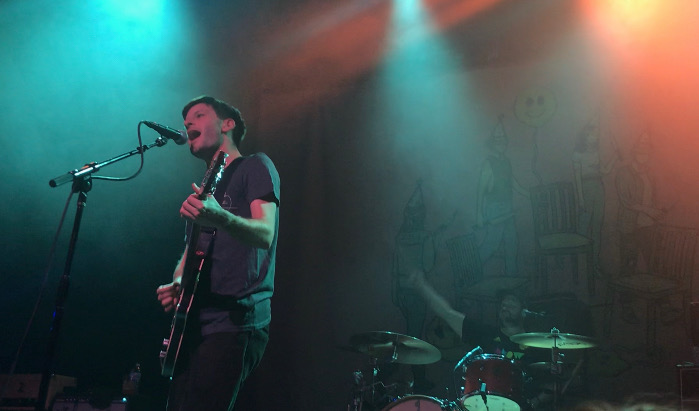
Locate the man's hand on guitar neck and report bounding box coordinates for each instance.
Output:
[157,282,181,312]
[180,182,227,229]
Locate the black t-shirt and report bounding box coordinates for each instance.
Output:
[187,153,280,335]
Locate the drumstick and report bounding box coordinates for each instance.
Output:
[561,358,584,395]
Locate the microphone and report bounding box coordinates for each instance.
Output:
[522,309,547,317]
[454,345,483,372]
[143,121,188,145]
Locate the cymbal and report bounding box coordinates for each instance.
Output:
[510,331,596,349]
[349,331,442,365]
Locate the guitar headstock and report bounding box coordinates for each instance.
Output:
[197,151,228,198]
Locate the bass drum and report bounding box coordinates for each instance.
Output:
[382,395,454,411]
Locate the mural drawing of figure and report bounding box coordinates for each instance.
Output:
[572,122,617,275]
[614,132,668,323]
[391,182,436,392]
[476,117,528,277]
[514,86,558,185]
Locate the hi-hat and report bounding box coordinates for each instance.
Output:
[349,331,442,365]
[510,331,596,349]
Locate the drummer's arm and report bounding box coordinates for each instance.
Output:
[408,270,465,338]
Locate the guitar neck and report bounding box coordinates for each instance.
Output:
[180,225,208,286]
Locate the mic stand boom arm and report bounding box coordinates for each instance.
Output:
[49,137,168,187]
[453,346,483,401]
[36,137,170,411]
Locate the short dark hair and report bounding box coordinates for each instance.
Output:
[182,96,247,147]
[496,289,527,309]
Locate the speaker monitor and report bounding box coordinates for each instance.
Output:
[690,302,699,346]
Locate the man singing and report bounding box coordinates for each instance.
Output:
[157,96,280,410]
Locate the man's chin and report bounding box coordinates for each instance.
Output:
[189,145,208,159]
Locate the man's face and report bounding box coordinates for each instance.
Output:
[183,103,226,159]
[499,295,523,323]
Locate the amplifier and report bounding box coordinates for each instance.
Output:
[0,374,76,410]
[677,364,699,410]
[691,302,699,345]
[52,398,127,411]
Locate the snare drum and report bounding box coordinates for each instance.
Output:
[461,354,523,411]
[382,395,450,410]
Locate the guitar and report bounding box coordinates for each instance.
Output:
[160,151,228,378]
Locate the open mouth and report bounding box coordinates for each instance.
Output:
[187,130,201,140]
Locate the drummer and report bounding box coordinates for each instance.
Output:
[405,270,551,408]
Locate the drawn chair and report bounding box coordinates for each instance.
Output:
[603,225,697,354]
[446,233,527,321]
[530,182,595,296]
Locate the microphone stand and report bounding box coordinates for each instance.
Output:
[36,137,169,411]
[452,346,482,401]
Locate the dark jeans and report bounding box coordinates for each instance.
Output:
[167,326,270,411]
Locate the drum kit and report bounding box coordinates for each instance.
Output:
[346,328,596,411]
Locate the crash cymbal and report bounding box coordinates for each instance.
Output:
[510,331,596,349]
[349,331,442,365]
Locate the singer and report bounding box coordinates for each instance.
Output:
[156,96,280,411]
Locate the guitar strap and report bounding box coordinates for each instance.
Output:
[197,155,247,253]
[213,155,246,205]
[195,156,249,311]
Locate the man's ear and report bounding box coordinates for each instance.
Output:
[221,118,236,133]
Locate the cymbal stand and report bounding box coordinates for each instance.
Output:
[348,369,364,411]
[550,346,563,410]
[371,357,379,404]
[347,357,380,411]
[549,328,563,410]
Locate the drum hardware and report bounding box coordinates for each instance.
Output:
[526,361,571,372]
[452,346,483,401]
[348,357,395,411]
[348,367,404,411]
[477,380,488,408]
[511,328,596,410]
[454,346,484,373]
[550,347,563,375]
[550,345,564,408]
[346,331,442,411]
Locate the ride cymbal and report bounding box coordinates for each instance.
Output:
[510,331,596,349]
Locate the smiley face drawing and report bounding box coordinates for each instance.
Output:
[514,86,557,128]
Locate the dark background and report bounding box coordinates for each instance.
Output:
[2,0,699,409]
